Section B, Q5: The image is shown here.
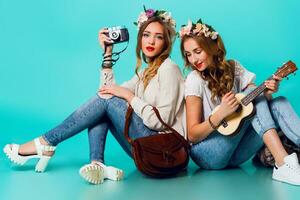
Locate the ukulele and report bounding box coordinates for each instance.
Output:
[212,60,297,136]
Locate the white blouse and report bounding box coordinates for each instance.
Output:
[185,60,256,121]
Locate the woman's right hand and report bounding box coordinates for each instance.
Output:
[98,28,114,54]
[218,91,240,119]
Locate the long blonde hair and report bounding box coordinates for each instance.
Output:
[135,17,176,88]
[180,33,235,103]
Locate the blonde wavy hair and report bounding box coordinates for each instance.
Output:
[180,33,235,103]
[135,17,176,88]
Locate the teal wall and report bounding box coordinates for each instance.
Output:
[1,0,299,147]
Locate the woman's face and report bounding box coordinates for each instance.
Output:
[183,37,211,71]
[141,22,165,59]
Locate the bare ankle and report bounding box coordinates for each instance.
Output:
[91,161,104,166]
[276,161,285,167]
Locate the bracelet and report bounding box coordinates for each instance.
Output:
[101,62,113,69]
[208,115,219,130]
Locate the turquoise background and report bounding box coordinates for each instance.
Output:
[0,1,300,200]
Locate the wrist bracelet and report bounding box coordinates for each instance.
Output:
[208,115,218,130]
[102,62,113,68]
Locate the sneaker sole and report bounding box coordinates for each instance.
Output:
[272,174,300,186]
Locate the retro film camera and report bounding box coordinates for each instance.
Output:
[105,26,129,44]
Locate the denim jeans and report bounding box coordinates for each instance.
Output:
[42,95,155,163]
[191,92,300,169]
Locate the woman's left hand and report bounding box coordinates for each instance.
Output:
[264,75,282,95]
[99,85,134,103]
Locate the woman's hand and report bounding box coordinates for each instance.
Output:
[264,75,282,96]
[98,28,114,54]
[217,91,240,119]
[99,85,134,103]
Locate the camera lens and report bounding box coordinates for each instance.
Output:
[109,30,119,40]
[106,26,128,44]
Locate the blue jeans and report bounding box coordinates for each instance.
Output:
[42,95,155,163]
[191,94,300,170]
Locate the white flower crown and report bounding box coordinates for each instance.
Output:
[179,19,218,40]
[134,6,176,29]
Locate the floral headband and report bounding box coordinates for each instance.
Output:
[134,6,176,29]
[179,19,218,40]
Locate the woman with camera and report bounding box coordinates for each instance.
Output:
[3,8,186,185]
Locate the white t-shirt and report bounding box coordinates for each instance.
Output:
[185,60,256,121]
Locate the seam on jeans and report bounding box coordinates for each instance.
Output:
[55,98,105,145]
[69,98,104,129]
[253,116,264,136]
[44,97,106,146]
[253,113,276,137]
[272,106,297,139]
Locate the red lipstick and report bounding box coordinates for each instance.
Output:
[146,46,155,52]
[195,62,204,69]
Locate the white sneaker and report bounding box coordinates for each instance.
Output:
[98,68,115,99]
[272,153,300,185]
[79,162,123,185]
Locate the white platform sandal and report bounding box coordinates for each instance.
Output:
[79,163,105,184]
[79,162,124,185]
[3,138,56,172]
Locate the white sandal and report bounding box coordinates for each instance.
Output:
[79,163,105,184]
[79,162,124,184]
[3,138,56,172]
[104,165,124,181]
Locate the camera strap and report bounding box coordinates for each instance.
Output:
[102,41,129,67]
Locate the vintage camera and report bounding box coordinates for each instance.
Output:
[105,26,129,44]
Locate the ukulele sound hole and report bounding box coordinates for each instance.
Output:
[236,104,242,114]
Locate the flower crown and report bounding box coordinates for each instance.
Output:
[134,6,176,29]
[179,19,218,40]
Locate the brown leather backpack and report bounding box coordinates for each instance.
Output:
[124,106,190,178]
